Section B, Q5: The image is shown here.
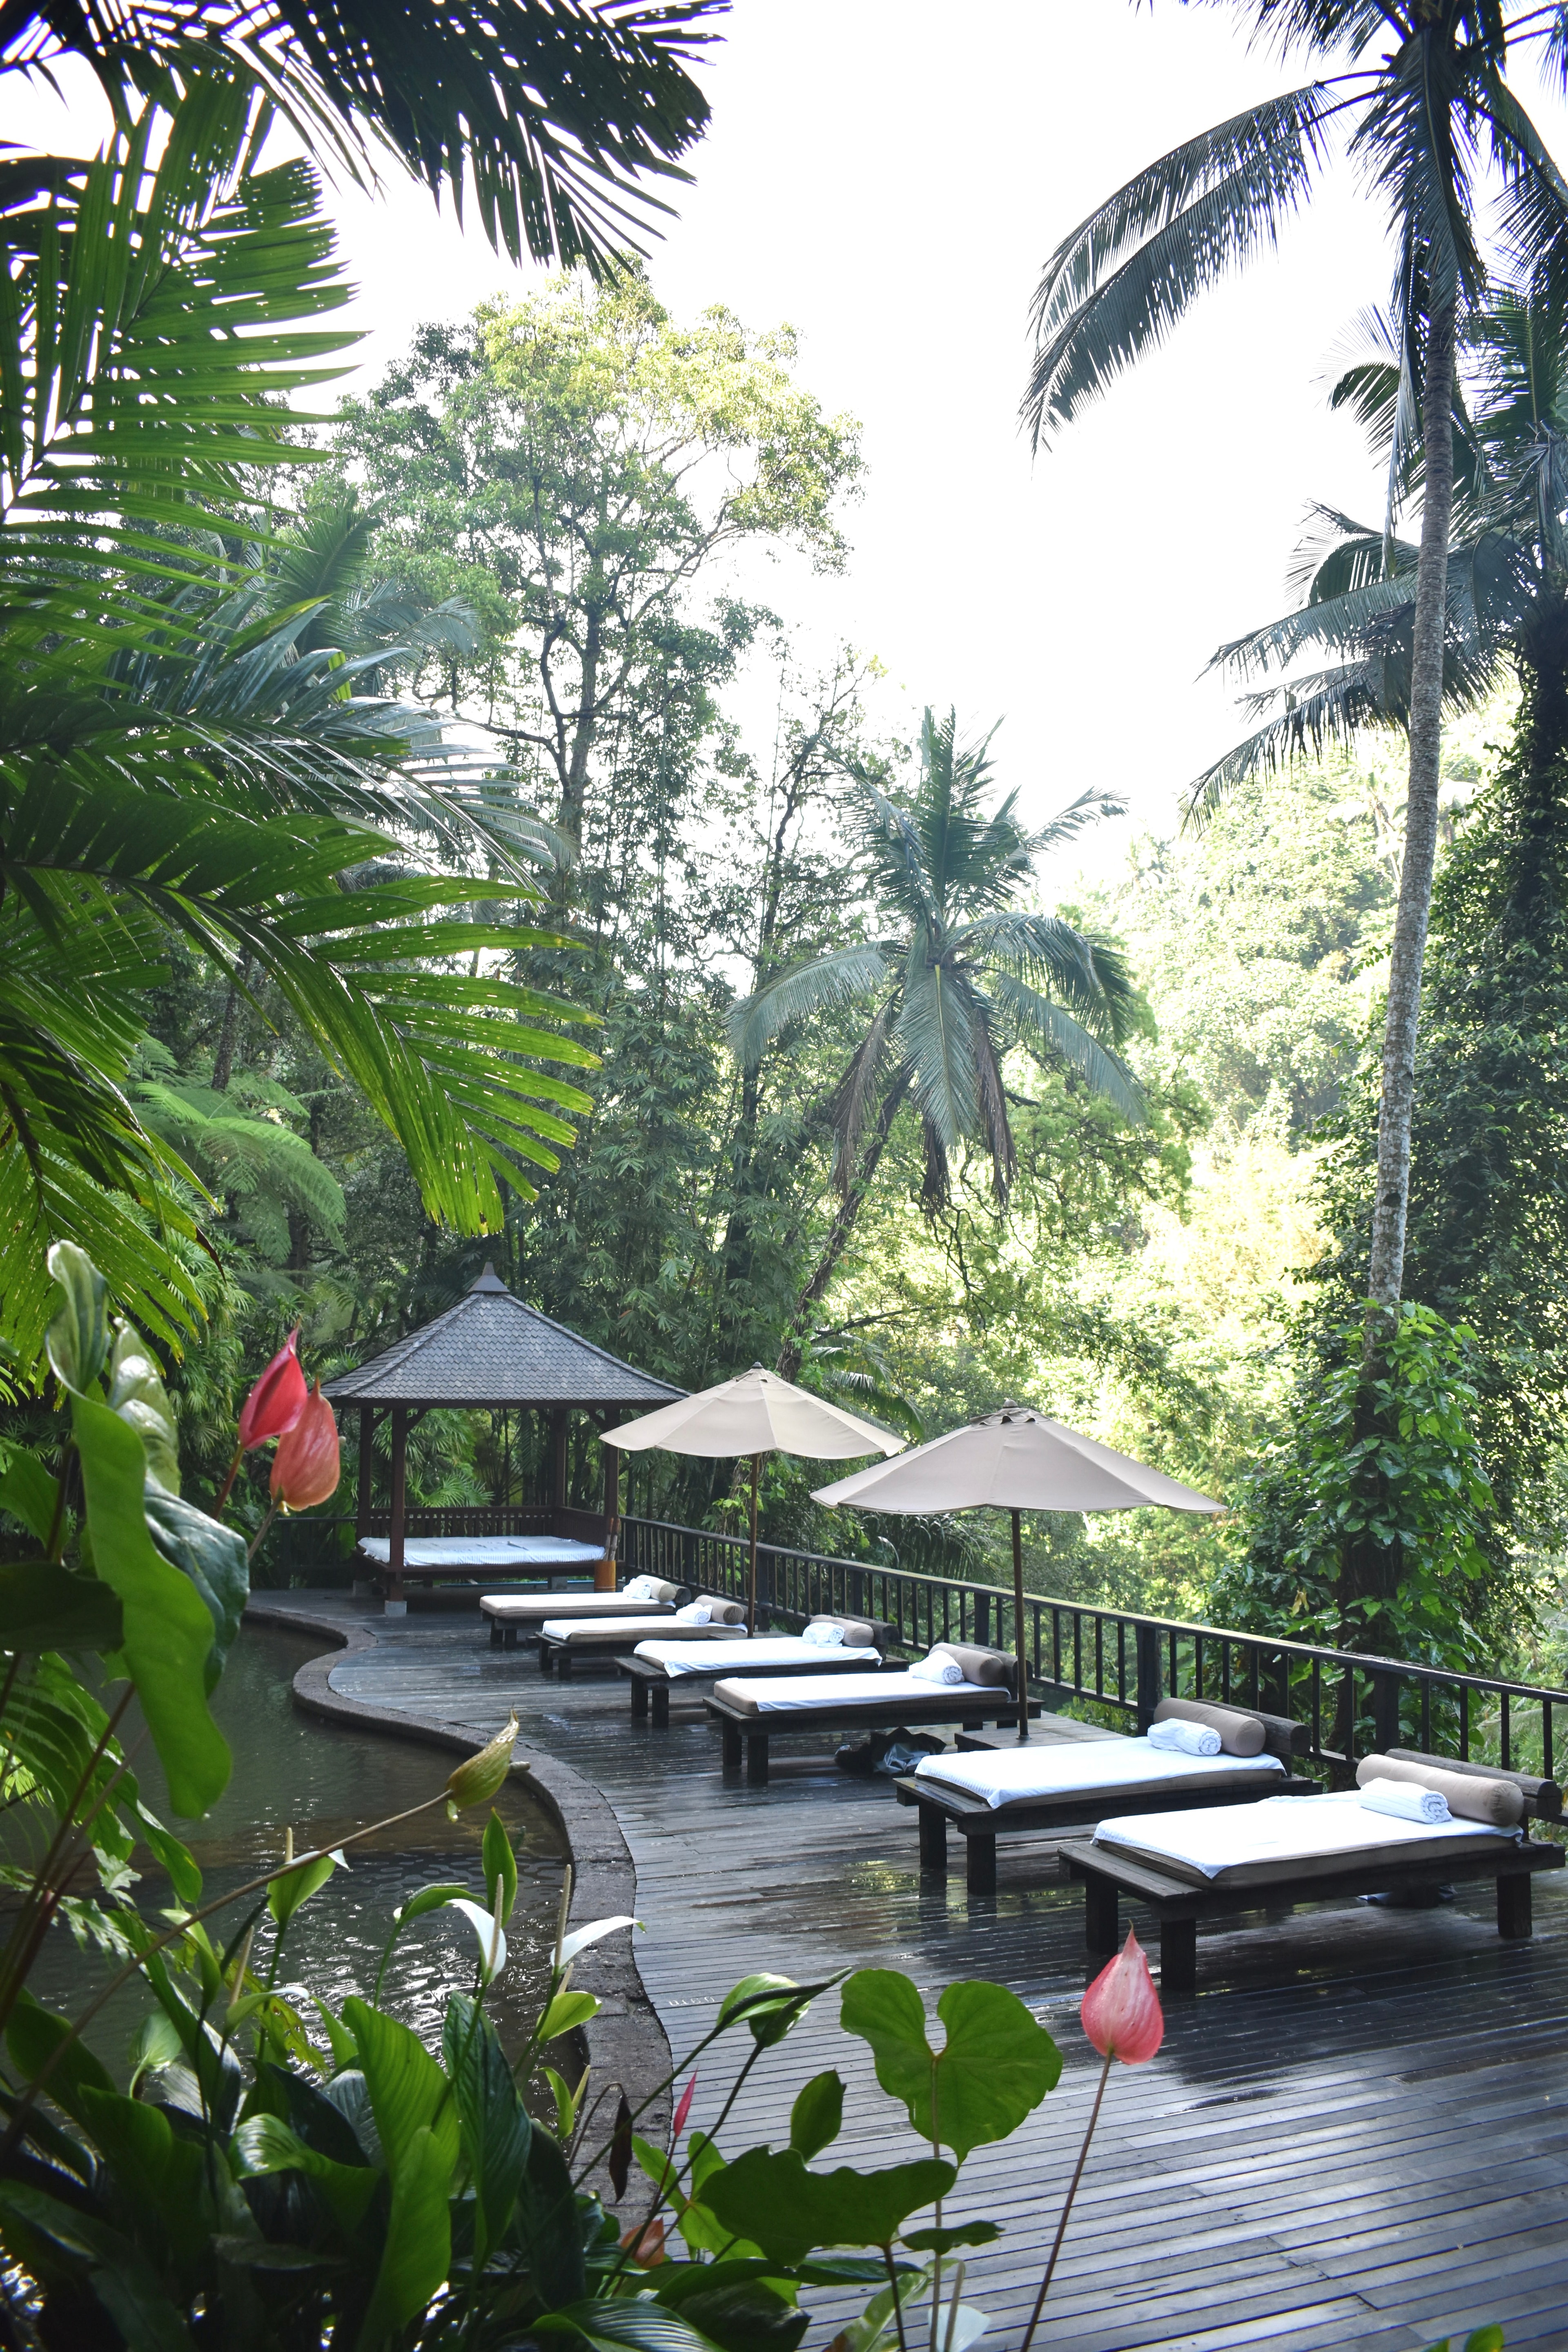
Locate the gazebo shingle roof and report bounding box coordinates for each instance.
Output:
[323,1265,684,1412]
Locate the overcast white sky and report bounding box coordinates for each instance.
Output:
[15,2,1568,869]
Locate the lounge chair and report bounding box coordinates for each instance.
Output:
[480,1575,689,1648]
[704,1641,1033,1785]
[895,1696,1314,1895]
[1060,1749,1566,1992]
[539,1598,750,1677]
[621,1616,893,1725]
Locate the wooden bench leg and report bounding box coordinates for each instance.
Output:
[556,1653,573,1680]
[917,1802,947,1875]
[1498,1871,1533,1940]
[1160,1916,1198,1996]
[503,1624,517,1650]
[488,1617,501,1649]
[746,1733,769,1787]
[965,1833,998,1899]
[629,1677,648,1723]
[1084,1874,1119,1956]
[721,1723,743,1773]
[651,1686,670,1730]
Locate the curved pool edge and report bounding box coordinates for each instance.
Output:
[243,1597,673,2204]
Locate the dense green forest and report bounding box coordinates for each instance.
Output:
[72,269,1555,1683]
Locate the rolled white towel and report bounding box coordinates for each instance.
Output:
[672,1601,712,1624]
[802,1621,845,1647]
[1147,1717,1221,1758]
[908,1650,964,1686]
[1359,1777,1449,1825]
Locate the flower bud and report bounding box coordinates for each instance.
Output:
[239,1329,306,1450]
[270,1380,340,1510]
[445,1713,521,1810]
[1081,1928,1164,2064]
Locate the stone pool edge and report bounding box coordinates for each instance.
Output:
[244,1597,673,2206]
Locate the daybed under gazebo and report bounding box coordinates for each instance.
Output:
[323,1265,683,1612]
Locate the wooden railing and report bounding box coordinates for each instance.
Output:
[620,1515,1567,1783]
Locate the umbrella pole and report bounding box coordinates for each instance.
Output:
[748,1453,760,1635]
[1012,1506,1029,1743]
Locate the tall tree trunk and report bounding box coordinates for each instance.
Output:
[210,952,253,1093]
[775,1072,910,1382]
[1366,294,1458,1323]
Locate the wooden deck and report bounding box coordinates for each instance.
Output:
[254,1593,1568,2351]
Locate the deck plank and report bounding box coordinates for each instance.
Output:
[255,1595,1568,2350]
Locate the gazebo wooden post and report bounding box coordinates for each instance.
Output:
[355,1407,376,1540]
[601,1432,620,1593]
[550,1409,568,1516]
[388,1408,409,1615]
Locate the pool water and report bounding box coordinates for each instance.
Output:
[22,1625,570,2079]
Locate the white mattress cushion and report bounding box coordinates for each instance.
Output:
[361,1535,604,1567]
[480,1592,673,1621]
[713,1668,993,1715]
[1093,1790,1516,1885]
[913,1736,1285,1811]
[634,1636,878,1678]
[543,1614,707,1644]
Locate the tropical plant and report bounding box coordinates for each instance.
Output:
[0,68,599,1386]
[1,0,720,274]
[731,709,1139,1379]
[1021,0,1568,1325]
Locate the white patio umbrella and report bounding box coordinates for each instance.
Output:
[812,1402,1219,1740]
[603,1366,905,1633]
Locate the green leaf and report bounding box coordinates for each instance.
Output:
[647,2272,809,2352]
[443,1993,530,2263]
[537,2302,728,2352]
[539,1989,600,2041]
[0,1452,60,1547]
[69,1391,229,1817]
[105,1323,180,1493]
[311,1998,359,2072]
[268,1848,341,1932]
[230,2113,379,2231]
[341,1997,458,2179]
[44,1241,108,1393]
[483,1807,518,1924]
[717,1973,831,2049]
[900,2222,1000,2254]
[7,1990,117,2130]
[543,2064,581,2143]
[140,1487,248,1690]
[0,1562,122,1652]
[840,1971,1062,2162]
[354,2123,452,2349]
[516,2123,587,2309]
[703,2149,956,2269]
[395,1881,471,1927]
[788,2070,845,2163]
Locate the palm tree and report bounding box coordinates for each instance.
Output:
[1022,0,1568,1329]
[0,0,719,274]
[731,709,1139,1380]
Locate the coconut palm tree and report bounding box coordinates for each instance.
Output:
[1022,0,1568,1327]
[731,709,1139,1380]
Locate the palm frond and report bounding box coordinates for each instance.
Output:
[951,911,1138,1044]
[1023,84,1332,445]
[895,944,979,1159]
[987,973,1143,1120]
[728,944,891,1072]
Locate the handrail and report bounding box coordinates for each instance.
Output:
[620,1514,1566,1784]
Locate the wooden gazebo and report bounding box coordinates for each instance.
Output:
[323,1265,682,1610]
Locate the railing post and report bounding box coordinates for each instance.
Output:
[1135,1622,1163,1732]
[1371,1667,1401,1755]
[976,1589,991,1647]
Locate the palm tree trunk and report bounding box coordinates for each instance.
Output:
[1366,293,1458,1323]
[776,1072,910,1382]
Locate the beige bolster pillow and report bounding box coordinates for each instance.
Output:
[809,1617,876,1647]
[1356,1752,1524,1829]
[1153,1695,1267,1757]
[930,1642,1012,1689]
[707,1599,747,1626]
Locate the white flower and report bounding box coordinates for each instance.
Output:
[448,1897,508,1983]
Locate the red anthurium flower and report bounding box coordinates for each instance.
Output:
[238,1329,306,1449]
[672,2074,696,2138]
[270,1381,340,1510]
[1081,1928,1164,2064]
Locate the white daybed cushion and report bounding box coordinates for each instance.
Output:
[1093,1789,1517,1888]
[635,1635,880,1678]
[713,1668,995,1716]
[480,1593,674,1623]
[360,1535,605,1568]
[543,1615,737,1646]
[913,1736,1286,1812]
